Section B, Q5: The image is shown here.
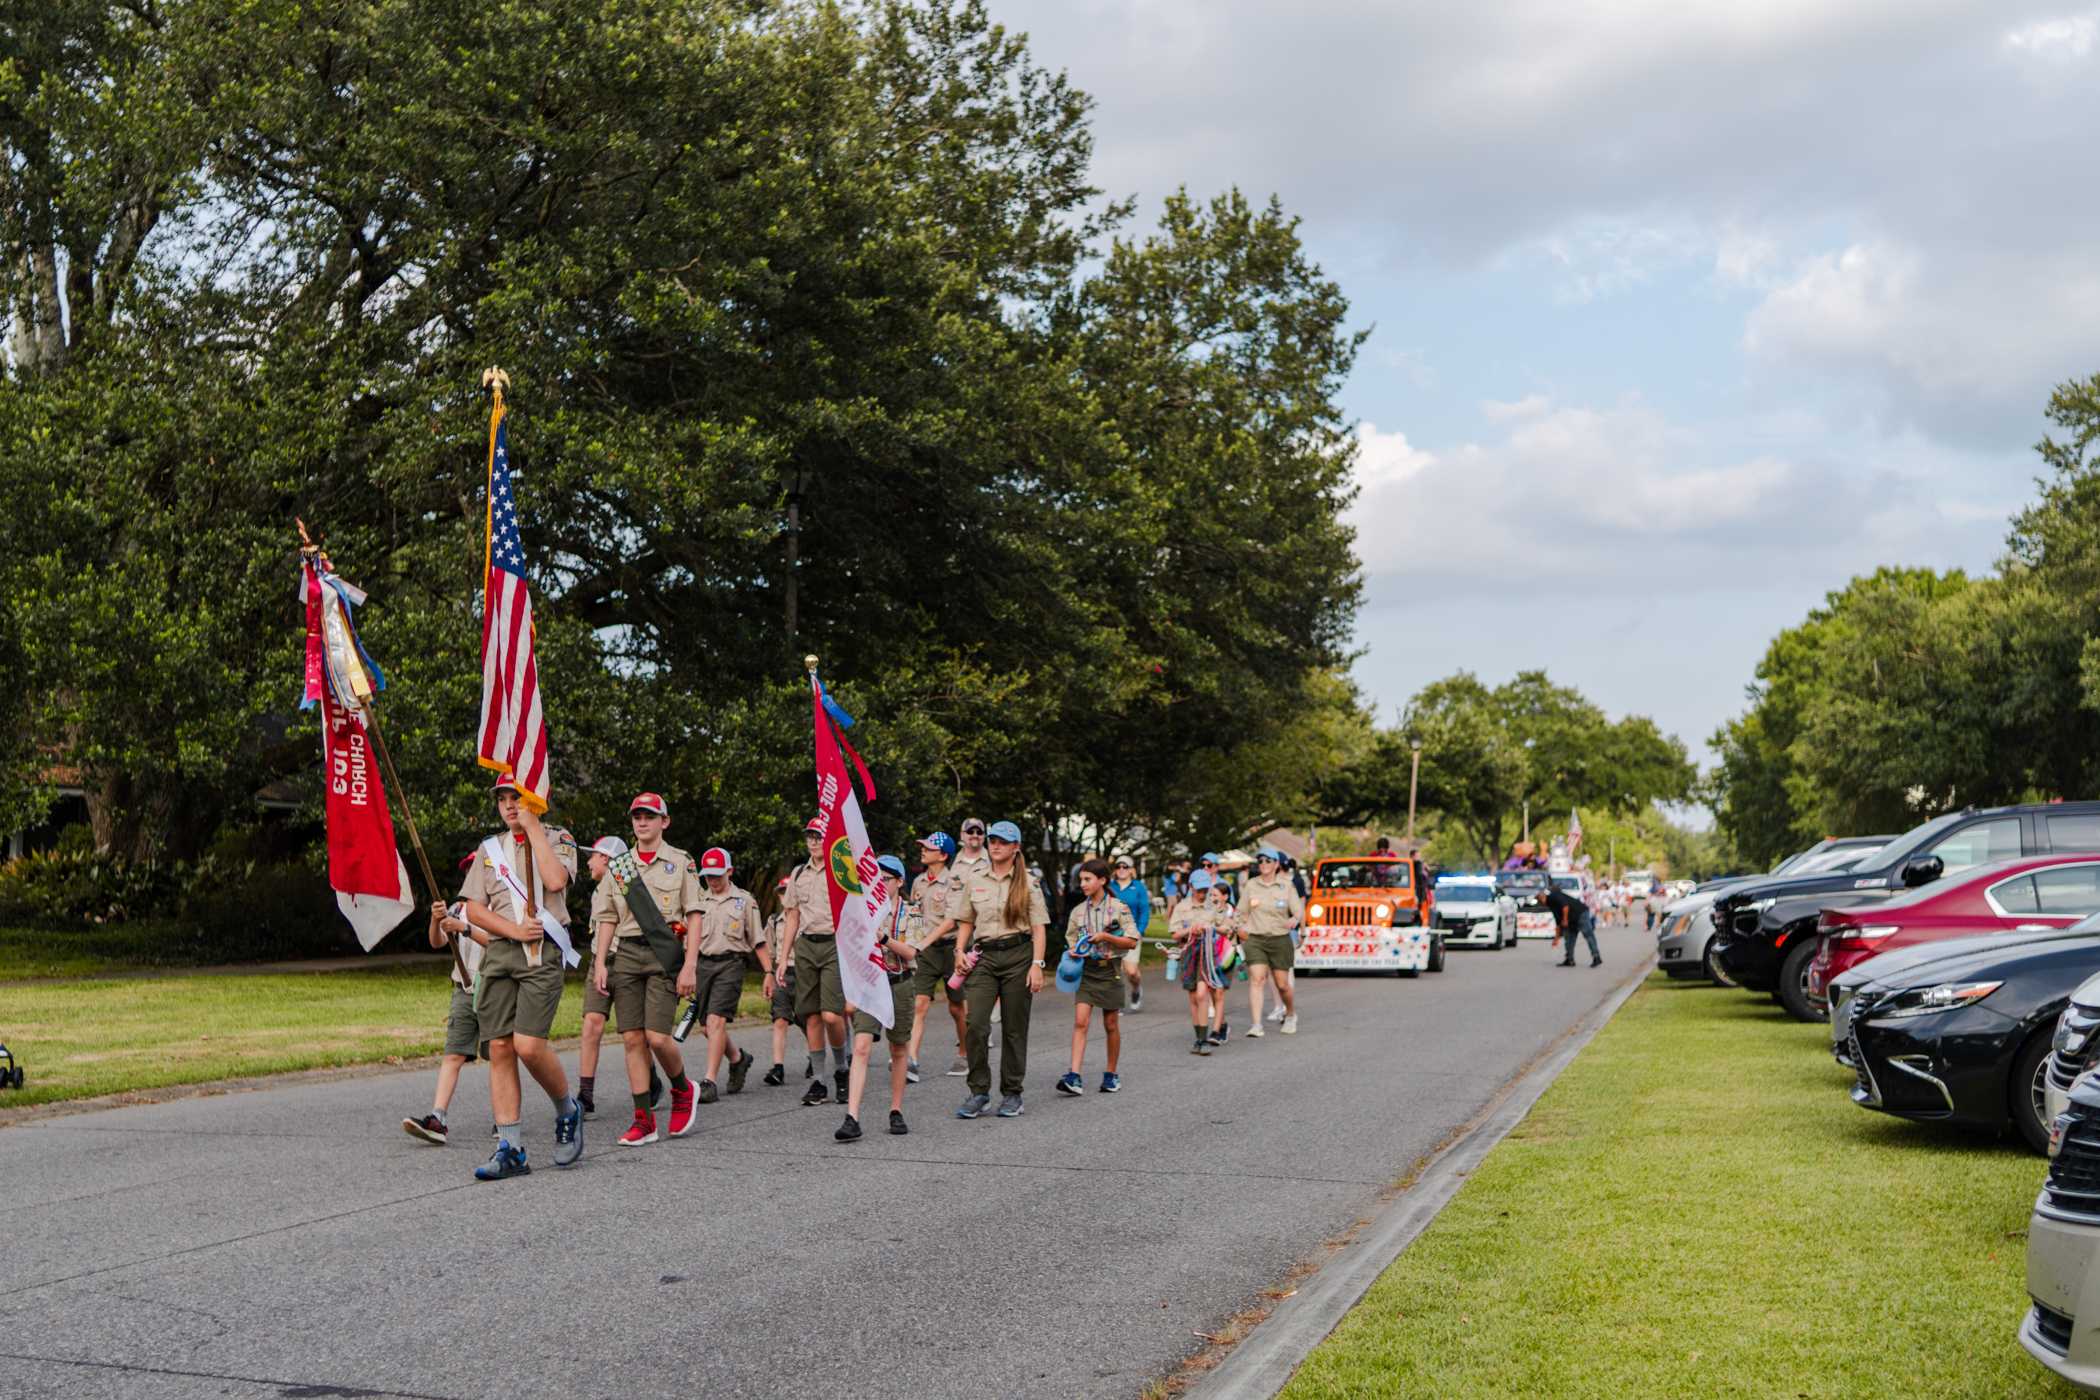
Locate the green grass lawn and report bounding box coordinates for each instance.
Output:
[1282,972,2076,1399]
[0,963,773,1109]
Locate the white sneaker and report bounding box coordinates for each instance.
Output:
[1267,1003,1286,1022]
[1245,1025,1265,1038]
[1280,1014,1298,1034]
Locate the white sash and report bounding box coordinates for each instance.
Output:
[480,836,579,968]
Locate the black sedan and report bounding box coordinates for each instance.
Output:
[1839,923,2100,1154]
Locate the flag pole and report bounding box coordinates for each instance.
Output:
[299,519,466,985]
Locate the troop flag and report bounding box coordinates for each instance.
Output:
[807,662,895,1027]
[300,557,416,949]
[476,377,551,813]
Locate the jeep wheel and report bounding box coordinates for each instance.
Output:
[1428,937,1446,973]
[2013,1033,2055,1156]
[1776,938,1826,1023]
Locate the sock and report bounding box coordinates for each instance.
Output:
[834,1047,852,1075]
[579,1075,594,1095]
[496,1120,521,1148]
[633,1092,652,1113]
[432,1108,450,1128]
[669,1071,691,1095]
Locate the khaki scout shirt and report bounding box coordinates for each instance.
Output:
[784,861,835,937]
[909,866,966,944]
[1237,875,1304,937]
[957,866,1049,943]
[764,912,790,970]
[458,829,577,973]
[1066,895,1139,958]
[951,849,992,883]
[690,882,764,958]
[593,843,703,955]
[1167,901,1216,948]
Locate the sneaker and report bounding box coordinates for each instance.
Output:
[1194,1039,1213,1056]
[490,1124,500,1139]
[1208,1027,1228,1045]
[1100,1072,1121,1094]
[1129,986,1143,1012]
[1246,1025,1266,1039]
[956,1093,991,1119]
[403,1114,448,1145]
[835,1115,862,1142]
[889,1110,909,1135]
[1280,1014,1298,1035]
[698,1079,720,1105]
[728,1050,754,1095]
[801,1080,829,1107]
[762,1063,785,1087]
[996,1094,1024,1118]
[578,1085,596,1118]
[668,1082,698,1137]
[474,1142,530,1181]
[1591,956,1603,968]
[834,1069,850,1105]
[1055,1071,1083,1096]
[618,1110,658,1147]
[553,1098,584,1167]
[946,1056,968,1077]
[906,1059,922,1084]
[1267,1003,1287,1022]
[1556,959,1575,967]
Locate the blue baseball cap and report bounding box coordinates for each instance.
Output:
[876,854,906,879]
[1257,846,1284,862]
[986,820,1023,843]
[1189,869,1217,891]
[1200,851,1221,864]
[918,832,957,859]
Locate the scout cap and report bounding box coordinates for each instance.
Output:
[629,792,669,817]
[1258,846,1283,862]
[490,776,522,796]
[589,835,630,859]
[919,831,957,858]
[1189,869,1217,891]
[700,846,732,876]
[877,854,906,879]
[986,820,1023,843]
[1200,851,1221,864]
[960,817,986,835]
[804,817,827,835]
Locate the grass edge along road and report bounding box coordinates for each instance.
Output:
[1280,972,2075,1399]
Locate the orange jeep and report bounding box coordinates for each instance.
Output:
[1297,854,1446,976]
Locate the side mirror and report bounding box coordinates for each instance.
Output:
[1901,855,1946,889]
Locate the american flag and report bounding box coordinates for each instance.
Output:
[477,398,550,811]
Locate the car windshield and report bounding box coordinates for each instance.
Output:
[1792,843,1887,875]
[1552,875,1581,892]
[1497,872,1548,895]
[1869,813,1967,869]
[1436,880,1495,901]
[1316,861,1409,889]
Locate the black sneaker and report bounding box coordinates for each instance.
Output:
[800,1080,829,1107]
[698,1079,720,1105]
[834,1069,850,1105]
[762,1063,786,1087]
[835,1115,862,1142]
[728,1049,754,1095]
[649,1070,665,1109]
[889,1110,909,1136]
[403,1114,448,1145]
[1590,956,1603,968]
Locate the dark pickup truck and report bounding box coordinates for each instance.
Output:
[1711,802,2100,1022]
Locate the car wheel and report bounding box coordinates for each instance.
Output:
[1703,941,1736,987]
[1776,939,1826,1023]
[1428,936,1446,973]
[2013,1033,2056,1156]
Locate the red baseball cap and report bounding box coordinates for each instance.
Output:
[803,817,826,835]
[490,776,522,796]
[777,875,790,889]
[629,792,669,817]
[700,846,732,876]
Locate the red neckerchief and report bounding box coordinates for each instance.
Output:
[637,849,657,864]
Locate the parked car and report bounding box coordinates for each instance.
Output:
[1834,920,2100,1154]
[2021,1064,2100,1391]
[1432,874,1516,949]
[1497,869,1557,939]
[1714,803,2100,1020]
[1655,838,1888,983]
[1808,856,2100,1015]
[2044,968,2100,1126]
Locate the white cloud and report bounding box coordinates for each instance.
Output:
[1353,422,1434,491]
[1482,393,1552,421]
[2004,11,2099,59]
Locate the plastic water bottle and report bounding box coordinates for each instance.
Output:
[1164,950,1181,982]
[947,948,979,991]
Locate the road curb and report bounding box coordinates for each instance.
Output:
[1181,956,1656,1400]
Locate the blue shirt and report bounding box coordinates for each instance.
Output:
[1108,878,1152,938]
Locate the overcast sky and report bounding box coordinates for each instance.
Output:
[1005,0,2100,771]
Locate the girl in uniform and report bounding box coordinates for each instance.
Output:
[952,820,1048,1119]
[1204,877,1243,1045]
[1057,858,1139,1095]
[839,855,918,1140]
[1170,870,1224,1056]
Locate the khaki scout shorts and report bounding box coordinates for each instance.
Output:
[1077,958,1126,1011]
[910,938,961,1004]
[691,952,746,1022]
[443,987,485,1060]
[770,965,796,1023]
[793,936,846,1020]
[610,941,678,1036]
[476,958,564,1041]
[1244,932,1296,972]
[851,982,915,1047]
[581,976,614,1020]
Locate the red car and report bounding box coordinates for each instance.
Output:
[1808,855,2100,1006]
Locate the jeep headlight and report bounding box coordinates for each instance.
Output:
[1374,903,1391,921]
[1307,903,1324,921]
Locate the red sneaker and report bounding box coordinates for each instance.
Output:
[668,1080,697,1137]
[618,1110,658,1147]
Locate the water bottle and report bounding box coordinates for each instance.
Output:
[671,997,701,1043]
[947,948,979,991]
[1164,950,1182,981]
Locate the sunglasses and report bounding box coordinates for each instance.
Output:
[962,827,985,835]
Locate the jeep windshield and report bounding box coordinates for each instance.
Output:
[1315,862,1409,889]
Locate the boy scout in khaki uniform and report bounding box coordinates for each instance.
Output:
[402,887,490,1146]
[445,778,582,1180]
[781,817,851,1106]
[1239,847,1305,1036]
[592,792,704,1146]
[576,835,639,1118]
[838,854,918,1141]
[903,832,968,1082]
[952,820,1049,1120]
[1057,858,1140,1096]
[686,846,771,1102]
[761,877,800,1086]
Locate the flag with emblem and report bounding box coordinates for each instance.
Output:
[808,664,894,1026]
[476,378,551,812]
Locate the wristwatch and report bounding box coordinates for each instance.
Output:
[1032,959,1046,969]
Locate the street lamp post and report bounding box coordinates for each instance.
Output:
[1406,739,1423,843]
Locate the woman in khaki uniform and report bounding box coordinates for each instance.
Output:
[684,846,771,1102]
[903,831,967,1083]
[1238,847,1304,1037]
[952,820,1048,1120]
[592,792,705,1147]
[1057,858,1139,1096]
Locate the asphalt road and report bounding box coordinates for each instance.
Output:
[1,928,1645,1400]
